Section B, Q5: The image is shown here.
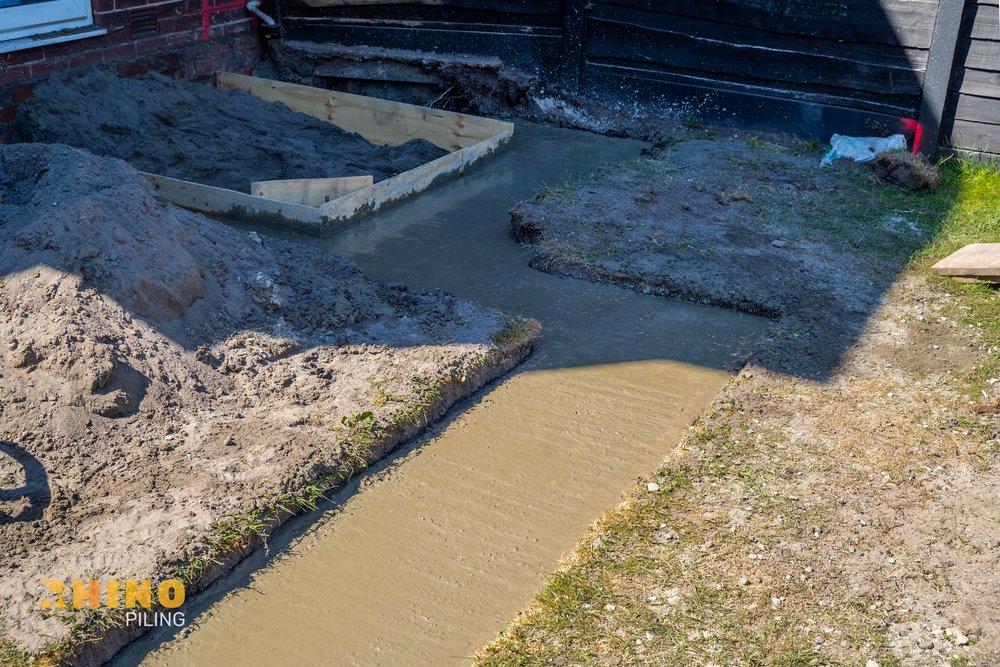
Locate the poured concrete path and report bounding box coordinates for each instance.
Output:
[119,124,766,666]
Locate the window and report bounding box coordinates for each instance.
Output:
[1,0,102,48]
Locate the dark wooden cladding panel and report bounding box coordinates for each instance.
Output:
[283,0,560,12]
[281,0,564,26]
[942,1,999,152]
[584,16,925,100]
[580,63,916,139]
[586,3,928,68]
[957,38,1000,71]
[581,62,918,117]
[946,119,1000,151]
[954,67,1000,98]
[280,19,564,73]
[953,92,1000,124]
[966,1,999,41]
[273,0,997,152]
[590,0,938,49]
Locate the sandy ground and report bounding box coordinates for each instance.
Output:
[11,67,446,192]
[480,141,1000,666]
[0,143,534,663]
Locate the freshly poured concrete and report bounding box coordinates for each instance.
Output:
[123,125,766,666]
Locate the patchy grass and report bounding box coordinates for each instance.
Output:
[914,158,1000,381]
[477,157,1000,666]
[0,639,34,667]
[683,116,704,130]
[477,405,903,666]
[491,317,543,349]
[745,135,787,152]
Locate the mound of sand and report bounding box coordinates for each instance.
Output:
[0,144,530,659]
[12,67,447,192]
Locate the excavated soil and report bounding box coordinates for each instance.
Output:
[0,143,532,660]
[510,139,939,379]
[11,67,447,192]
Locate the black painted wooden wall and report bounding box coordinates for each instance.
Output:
[945,0,1000,151]
[277,0,1000,154]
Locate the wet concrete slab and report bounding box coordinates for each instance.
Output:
[116,124,767,666]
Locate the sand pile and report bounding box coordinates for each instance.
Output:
[0,143,531,659]
[11,67,447,192]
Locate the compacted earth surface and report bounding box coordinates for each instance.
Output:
[10,67,447,193]
[510,138,943,379]
[0,143,535,664]
[480,139,1000,666]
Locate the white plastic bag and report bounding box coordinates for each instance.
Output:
[820,134,908,166]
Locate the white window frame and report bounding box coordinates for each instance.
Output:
[0,0,97,43]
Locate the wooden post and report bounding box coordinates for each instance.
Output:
[560,0,587,94]
[916,0,965,156]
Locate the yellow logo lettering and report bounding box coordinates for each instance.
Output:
[72,579,101,610]
[39,579,67,610]
[107,579,120,608]
[157,580,185,609]
[124,580,152,609]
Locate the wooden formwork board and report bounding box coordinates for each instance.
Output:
[251,176,374,206]
[142,72,514,226]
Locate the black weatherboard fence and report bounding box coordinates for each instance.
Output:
[277,0,1000,156]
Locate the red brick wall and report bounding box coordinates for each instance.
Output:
[0,0,263,134]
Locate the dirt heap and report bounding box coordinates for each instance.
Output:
[0,143,533,660]
[11,67,447,192]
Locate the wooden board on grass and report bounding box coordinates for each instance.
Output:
[932,243,1000,283]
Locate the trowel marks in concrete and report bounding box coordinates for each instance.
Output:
[127,125,766,666]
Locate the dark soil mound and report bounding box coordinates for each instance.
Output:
[12,67,447,192]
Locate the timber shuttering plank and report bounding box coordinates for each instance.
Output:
[217,71,507,151]
[143,173,332,226]
[251,176,375,206]
[318,122,512,222]
[146,73,513,227]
